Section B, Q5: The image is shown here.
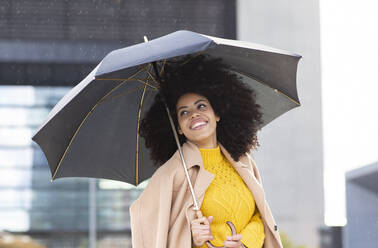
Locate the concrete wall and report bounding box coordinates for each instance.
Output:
[237,1,324,247]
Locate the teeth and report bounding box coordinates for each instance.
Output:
[191,122,206,129]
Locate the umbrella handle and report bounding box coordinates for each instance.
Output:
[194,211,246,248]
[204,221,246,248]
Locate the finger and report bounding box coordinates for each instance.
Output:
[226,234,242,241]
[198,215,213,226]
[192,227,211,234]
[202,217,210,225]
[224,240,241,247]
[200,235,214,241]
[191,216,207,224]
[192,217,209,225]
[193,228,212,235]
[208,216,214,224]
[193,235,214,243]
[192,224,211,231]
[194,230,212,236]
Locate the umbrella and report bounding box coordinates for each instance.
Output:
[32,29,301,213]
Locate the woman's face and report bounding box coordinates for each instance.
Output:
[176,93,220,148]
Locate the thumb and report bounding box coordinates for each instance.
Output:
[208,216,214,224]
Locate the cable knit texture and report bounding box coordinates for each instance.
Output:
[198,146,265,248]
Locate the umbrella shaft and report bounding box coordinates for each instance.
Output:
[152,61,199,210]
[163,99,200,211]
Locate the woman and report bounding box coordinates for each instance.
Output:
[130,55,283,248]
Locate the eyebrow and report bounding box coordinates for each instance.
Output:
[177,99,207,111]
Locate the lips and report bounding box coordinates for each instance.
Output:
[189,119,208,130]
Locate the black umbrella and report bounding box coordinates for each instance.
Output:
[32,30,301,213]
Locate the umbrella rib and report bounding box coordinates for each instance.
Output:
[96,64,159,90]
[103,86,143,102]
[151,52,203,79]
[233,69,301,106]
[158,59,167,77]
[135,67,156,185]
[143,69,160,87]
[51,67,151,180]
[142,63,159,89]
[135,79,158,90]
[135,81,149,186]
[141,62,162,88]
[96,78,158,91]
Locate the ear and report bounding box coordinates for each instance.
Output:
[216,115,220,122]
[178,128,183,134]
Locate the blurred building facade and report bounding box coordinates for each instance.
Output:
[344,162,378,248]
[1,0,325,247]
[319,226,343,248]
[0,0,236,247]
[237,0,324,247]
[0,86,140,247]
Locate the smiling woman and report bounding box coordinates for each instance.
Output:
[130,54,282,248]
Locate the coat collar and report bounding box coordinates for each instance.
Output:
[180,141,203,169]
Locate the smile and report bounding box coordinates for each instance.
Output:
[190,121,208,130]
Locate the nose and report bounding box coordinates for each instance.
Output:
[189,110,200,119]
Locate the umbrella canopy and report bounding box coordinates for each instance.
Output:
[32,30,301,186]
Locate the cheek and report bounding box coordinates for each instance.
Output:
[177,116,186,130]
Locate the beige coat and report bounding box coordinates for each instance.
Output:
[130,141,283,248]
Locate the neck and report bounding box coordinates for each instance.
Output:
[192,136,218,149]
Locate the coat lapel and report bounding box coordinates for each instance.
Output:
[219,145,281,244]
[181,142,214,207]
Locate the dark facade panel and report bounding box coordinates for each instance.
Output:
[0,62,96,86]
[1,0,236,86]
[0,0,236,42]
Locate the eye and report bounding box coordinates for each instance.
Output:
[179,110,188,116]
[198,103,207,110]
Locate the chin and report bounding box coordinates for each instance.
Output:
[188,133,215,143]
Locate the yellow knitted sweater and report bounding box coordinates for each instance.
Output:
[198,146,265,248]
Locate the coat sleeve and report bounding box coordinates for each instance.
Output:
[129,166,174,248]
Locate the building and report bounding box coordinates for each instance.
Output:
[1,0,324,247]
[344,162,378,248]
[0,1,235,247]
[237,1,324,247]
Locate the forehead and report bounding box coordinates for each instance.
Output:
[176,93,208,107]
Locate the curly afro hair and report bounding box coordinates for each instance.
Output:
[140,54,263,166]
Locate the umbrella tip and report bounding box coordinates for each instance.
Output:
[144,36,148,43]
